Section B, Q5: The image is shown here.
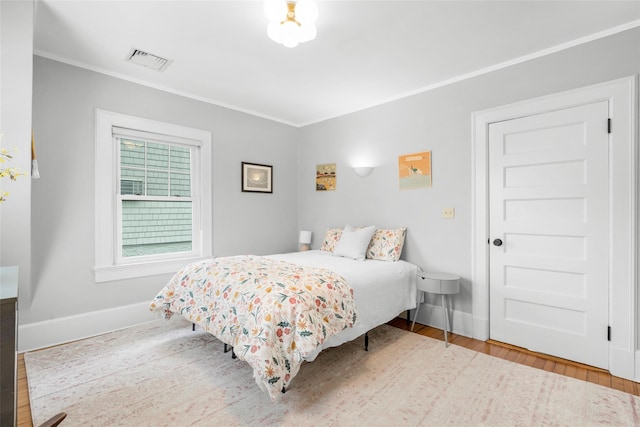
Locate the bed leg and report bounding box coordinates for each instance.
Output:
[224,343,237,359]
[192,323,195,331]
[364,332,369,351]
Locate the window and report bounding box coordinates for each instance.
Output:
[116,132,195,260]
[95,110,212,282]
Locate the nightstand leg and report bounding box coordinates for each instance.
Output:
[411,295,421,332]
[441,294,449,347]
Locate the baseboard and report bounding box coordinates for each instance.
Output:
[608,346,634,381]
[18,301,159,353]
[629,349,640,382]
[17,302,475,352]
[410,303,474,338]
[472,315,489,341]
[468,319,636,380]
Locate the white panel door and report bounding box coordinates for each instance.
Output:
[488,101,609,369]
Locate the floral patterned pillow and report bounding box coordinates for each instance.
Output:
[320,228,343,252]
[366,228,407,261]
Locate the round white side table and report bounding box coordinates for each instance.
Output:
[411,272,460,347]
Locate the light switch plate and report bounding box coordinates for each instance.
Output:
[442,207,455,219]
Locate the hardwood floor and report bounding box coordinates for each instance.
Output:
[17,353,31,427]
[17,319,640,426]
[387,317,640,395]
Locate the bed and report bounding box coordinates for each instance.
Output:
[268,250,418,360]
[149,227,418,401]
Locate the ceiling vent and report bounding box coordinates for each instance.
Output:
[126,48,172,72]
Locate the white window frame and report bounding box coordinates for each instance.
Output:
[95,109,212,283]
[114,127,199,264]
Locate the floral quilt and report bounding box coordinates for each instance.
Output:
[149,255,357,400]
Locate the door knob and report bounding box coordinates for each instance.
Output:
[493,238,503,247]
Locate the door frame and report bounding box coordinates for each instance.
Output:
[471,76,637,380]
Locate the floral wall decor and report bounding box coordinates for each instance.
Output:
[0,145,25,203]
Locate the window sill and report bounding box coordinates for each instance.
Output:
[94,256,210,283]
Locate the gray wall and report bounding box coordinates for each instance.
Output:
[297,27,640,317]
[27,56,299,324]
[26,27,640,331]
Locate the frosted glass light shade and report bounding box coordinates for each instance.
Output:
[299,230,312,244]
[299,23,317,43]
[267,22,283,43]
[295,0,319,25]
[353,166,374,177]
[263,0,287,22]
[281,20,301,48]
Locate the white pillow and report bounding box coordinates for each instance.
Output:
[333,224,377,261]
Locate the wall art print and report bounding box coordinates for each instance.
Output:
[242,162,272,193]
[398,151,432,189]
[316,163,336,191]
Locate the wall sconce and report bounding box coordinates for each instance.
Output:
[353,166,374,177]
[299,230,312,251]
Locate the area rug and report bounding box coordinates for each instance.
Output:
[25,318,640,426]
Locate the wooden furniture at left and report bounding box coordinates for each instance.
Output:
[38,412,66,427]
[1,266,19,426]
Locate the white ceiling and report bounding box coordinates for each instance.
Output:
[34,1,640,127]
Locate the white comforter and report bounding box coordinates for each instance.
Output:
[267,250,419,360]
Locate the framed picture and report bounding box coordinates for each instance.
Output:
[242,162,273,193]
[316,163,336,191]
[399,151,432,189]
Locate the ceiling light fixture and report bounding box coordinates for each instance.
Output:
[264,0,318,48]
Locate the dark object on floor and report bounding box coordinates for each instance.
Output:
[39,412,67,427]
